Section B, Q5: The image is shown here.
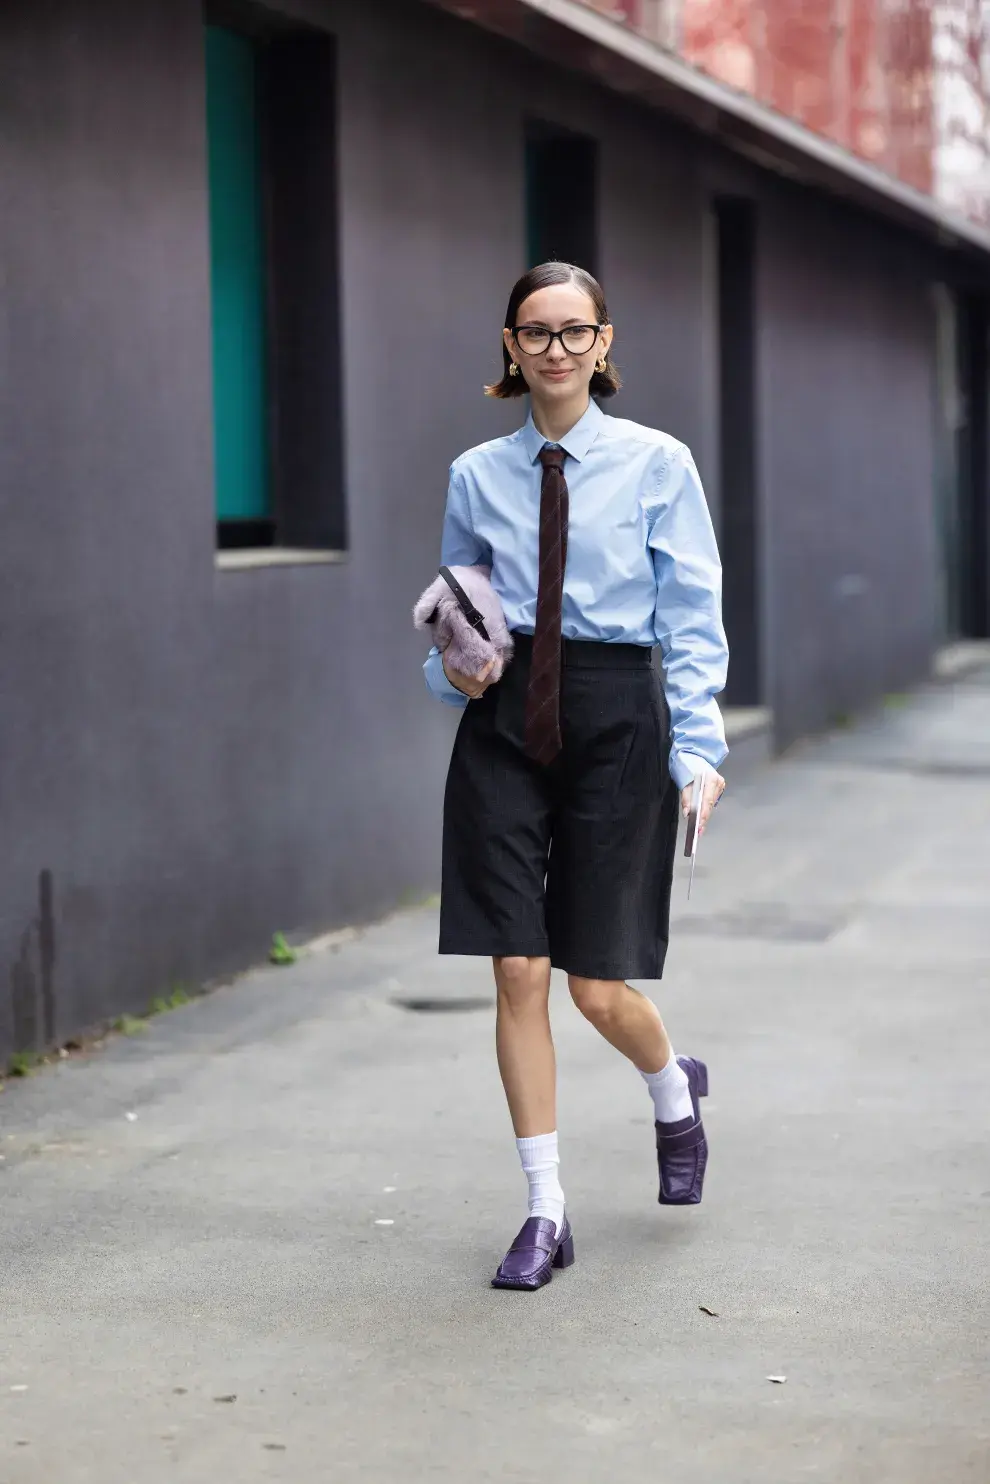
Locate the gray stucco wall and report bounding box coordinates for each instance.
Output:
[758,189,939,749]
[0,0,948,1054]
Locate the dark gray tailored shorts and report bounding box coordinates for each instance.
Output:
[440,634,679,979]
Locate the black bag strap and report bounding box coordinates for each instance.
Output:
[434,566,491,642]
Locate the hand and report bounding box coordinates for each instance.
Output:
[443,653,496,700]
[680,769,725,837]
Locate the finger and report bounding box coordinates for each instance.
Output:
[702,780,726,832]
[477,659,496,681]
[701,779,718,832]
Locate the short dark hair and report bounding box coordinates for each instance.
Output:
[484,262,622,400]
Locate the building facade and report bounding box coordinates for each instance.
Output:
[1,0,988,1056]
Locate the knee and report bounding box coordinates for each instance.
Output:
[568,975,622,1027]
[494,956,548,1011]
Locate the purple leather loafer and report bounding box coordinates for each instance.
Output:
[656,1056,709,1206]
[491,1215,574,1291]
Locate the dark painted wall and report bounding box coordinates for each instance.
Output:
[758,189,939,748]
[0,0,949,1054]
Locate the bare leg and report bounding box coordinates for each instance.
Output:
[567,976,672,1074]
[568,977,707,1206]
[493,956,555,1136]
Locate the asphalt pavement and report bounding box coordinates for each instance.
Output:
[1,660,989,1483]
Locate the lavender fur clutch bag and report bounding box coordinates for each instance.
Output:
[413,565,514,682]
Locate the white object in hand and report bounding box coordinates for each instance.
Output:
[687,771,706,900]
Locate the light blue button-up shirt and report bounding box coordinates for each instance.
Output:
[424,399,728,790]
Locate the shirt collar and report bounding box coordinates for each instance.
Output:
[521,398,605,465]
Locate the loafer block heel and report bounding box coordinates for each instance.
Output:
[552,1230,575,1269]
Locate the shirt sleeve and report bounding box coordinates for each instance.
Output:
[424,645,468,707]
[423,463,489,708]
[677,751,717,788]
[648,445,729,791]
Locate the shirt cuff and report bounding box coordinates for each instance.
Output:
[424,647,469,708]
[669,749,719,791]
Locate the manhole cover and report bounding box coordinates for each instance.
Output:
[674,903,848,944]
[391,996,494,1013]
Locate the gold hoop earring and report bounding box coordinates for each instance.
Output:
[509,361,520,377]
[597,356,608,374]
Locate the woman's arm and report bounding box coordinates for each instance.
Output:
[423,463,491,706]
[648,444,729,790]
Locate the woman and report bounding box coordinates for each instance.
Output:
[423,262,728,1291]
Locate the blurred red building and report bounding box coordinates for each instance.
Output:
[580,0,990,228]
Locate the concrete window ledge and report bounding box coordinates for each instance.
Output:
[215,548,347,572]
[721,705,773,779]
[724,706,773,745]
[932,641,990,682]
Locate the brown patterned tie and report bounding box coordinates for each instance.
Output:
[524,445,569,765]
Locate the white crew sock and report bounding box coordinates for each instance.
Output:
[641,1052,694,1124]
[516,1132,565,1235]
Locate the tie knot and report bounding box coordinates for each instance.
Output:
[539,445,567,470]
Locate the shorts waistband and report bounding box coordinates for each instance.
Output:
[511,633,654,670]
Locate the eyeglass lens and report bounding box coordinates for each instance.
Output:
[514,325,599,355]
